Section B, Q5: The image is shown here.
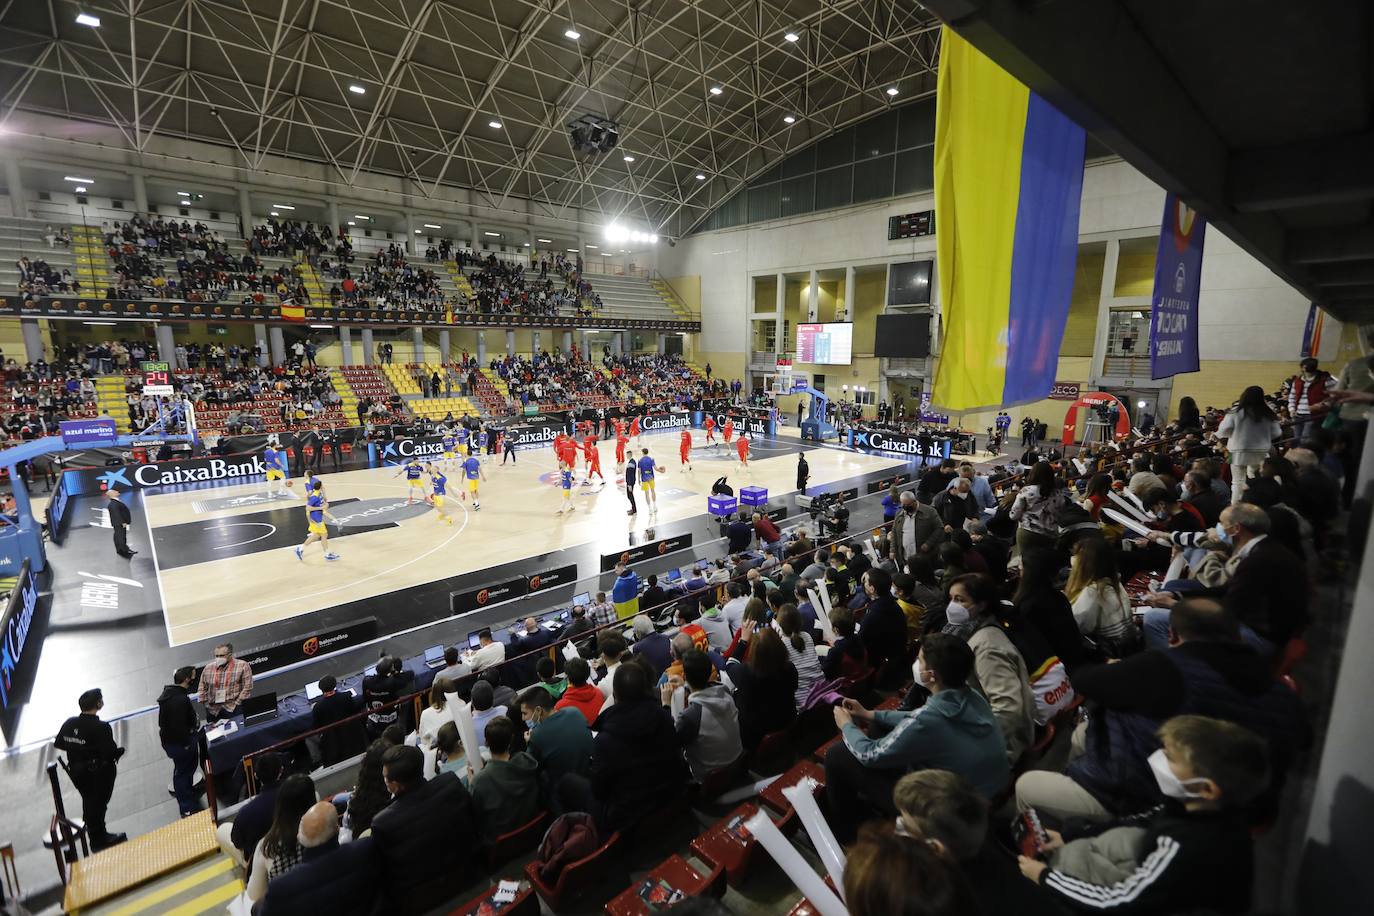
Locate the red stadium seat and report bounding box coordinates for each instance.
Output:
[485,810,550,871]
[447,881,539,916]
[760,759,827,830]
[523,829,624,912]
[689,803,765,887]
[603,854,725,915]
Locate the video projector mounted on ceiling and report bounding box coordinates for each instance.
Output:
[568,114,620,156]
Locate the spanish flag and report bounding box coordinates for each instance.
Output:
[280,302,306,322]
[932,27,1086,412]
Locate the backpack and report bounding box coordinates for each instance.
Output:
[534,812,600,883]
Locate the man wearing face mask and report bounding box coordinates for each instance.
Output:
[54,688,127,849]
[1142,503,1308,657]
[1015,598,1305,826]
[857,568,910,686]
[518,685,593,811]
[824,634,1008,844]
[197,642,254,722]
[1281,356,1332,443]
[890,490,943,568]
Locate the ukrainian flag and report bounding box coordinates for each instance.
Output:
[932,27,1086,412]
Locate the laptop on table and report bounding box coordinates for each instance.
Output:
[423,645,446,668]
[241,692,279,727]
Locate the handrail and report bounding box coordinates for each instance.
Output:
[650,271,699,321]
[237,502,903,792]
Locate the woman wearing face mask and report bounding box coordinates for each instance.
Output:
[1064,538,1136,658]
[945,573,1036,765]
[1216,385,1282,504]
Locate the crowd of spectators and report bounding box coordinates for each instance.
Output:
[485,349,728,413]
[324,243,445,309]
[462,251,598,319]
[1,346,101,439]
[15,255,80,299]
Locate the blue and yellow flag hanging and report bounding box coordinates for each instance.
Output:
[932,27,1086,412]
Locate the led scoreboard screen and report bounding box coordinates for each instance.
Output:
[887,210,935,240]
[142,360,173,396]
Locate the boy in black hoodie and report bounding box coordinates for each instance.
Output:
[157,665,201,816]
[1019,715,1268,914]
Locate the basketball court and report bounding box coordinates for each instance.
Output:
[144,430,905,645]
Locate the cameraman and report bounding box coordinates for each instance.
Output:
[820,494,850,537]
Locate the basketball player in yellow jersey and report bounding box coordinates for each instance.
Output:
[425,463,454,525]
[295,478,340,561]
[461,453,487,509]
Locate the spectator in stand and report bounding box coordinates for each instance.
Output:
[258,801,378,916]
[948,573,1036,765]
[519,686,592,812]
[558,662,688,832]
[891,491,944,568]
[434,645,470,685]
[933,476,980,532]
[1143,503,1308,657]
[1182,469,1227,527]
[664,649,743,781]
[242,774,316,907]
[820,606,868,681]
[469,681,507,751]
[469,718,541,841]
[1064,538,1136,657]
[1215,385,1284,504]
[844,826,977,916]
[777,604,825,708]
[595,631,628,702]
[726,510,753,552]
[370,745,478,913]
[724,624,798,751]
[858,567,909,684]
[339,741,393,841]
[1020,716,1270,916]
[826,634,1009,844]
[554,657,604,726]
[894,769,1064,915]
[1011,547,1093,671]
[630,614,673,678]
[361,656,410,742]
[1009,462,1068,555]
[468,628,506,671]
[1281,357,1332,443]
[218,753,285,866]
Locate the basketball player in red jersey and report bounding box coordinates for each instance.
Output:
[614,417,626,440]
[703,415,716,446]
[628,415,642,444]
[736,433,750,468]
[615,427,630,465]
[583,435,605,484]
[722,417,735,446]
[679,428,693,468]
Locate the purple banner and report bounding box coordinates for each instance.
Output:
[1149,193,1205,379]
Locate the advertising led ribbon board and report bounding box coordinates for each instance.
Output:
[846,429,953,461]
[0,560,40,710]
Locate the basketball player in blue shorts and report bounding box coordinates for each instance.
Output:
[637,447,663,513]
[426,463,454,525]
[555,459,575,515]
[394,456,425,504]
[461,452,486,509]
[262,440,291,497]
[295,478,340,561]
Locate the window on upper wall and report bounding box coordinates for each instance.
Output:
[854,389,877,407]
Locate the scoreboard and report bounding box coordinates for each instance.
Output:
[141,360,173,396]
[888,210,935,240]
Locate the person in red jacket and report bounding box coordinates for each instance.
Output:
[1282,357,1332,443]
[584,436,604,483]
[553,657,604,726]
[679,428,693,468]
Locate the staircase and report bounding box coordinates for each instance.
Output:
[585,272,684,322]
[398,362,481,421]
[443,260,474,301]
[296,257,326,304]
[651,276,696,321]
[72,224,112,293]
[95,374,130,430]
[473,368,511,415]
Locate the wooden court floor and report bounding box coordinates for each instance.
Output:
[144,433,905,646]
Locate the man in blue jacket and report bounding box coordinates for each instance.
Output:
[259,802,377,916]
[825,633,1009,843]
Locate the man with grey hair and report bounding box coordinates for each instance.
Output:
[1143,502,1307,656]
[800,548,830,582]
[259,800,378,916]
[966,519,1010,580]
[945,461,996,511]
[890,490,943,568]
[630,614,672,678]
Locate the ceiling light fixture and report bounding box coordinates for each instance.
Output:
[784,31,800,42]
[74,186,87,193]
[564,28,581,40]
[346,220,356,226]
[176,189,189,195]
[488,120,502,129]
[709,86,723,96]
[623,155,635,162]
[536,238,552,243]
[353,214,369,220]
[585,244,598,249]
[269,211,279,216]
[566,248,578,252]
[783,115,796,124]
[348,84,366,95]
[272,203,295,210]
[310,324,335,329]
[64,176,94,184]
[522,242,530,247]
[414,229,422,234]
[484,231,501,237]
[886,86,899,97]
[423,223,441,229]
[695,173,706,180]
[75,13,101,27]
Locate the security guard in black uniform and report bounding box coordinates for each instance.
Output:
[54,689,127,849]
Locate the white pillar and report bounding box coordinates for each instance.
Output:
[412,327,425,363]
[268,326,287,366]
[327,201,340,233]
[360,328,375,365]
[532,331,541,355]
[20,319,43,362]
[340,327,354,365]
[807,269,819,322]
[505,330,515,357]
[843,265,855,321]
[581,330,592,361]
[238,186,254,237]
[476,330,487,363]
[613,331,624,355]
[4,159,24,218]
[561,330,573,354]
[438,329,451,364]
[774,272,786,355]
[132,173,149,215]
[253,323,269,366]
[154,324,175,366]
[657,332,666,355]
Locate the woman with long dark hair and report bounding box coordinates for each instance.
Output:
[244,773,316,903]
[341,739,393,839]
[1175,396,1201,430]
[1217,385,1282,503]
[1009,461,1067,554]
[1078,472,1113,521]
[776,604,824,708]
[725,624,798,750]
[1013,547,1090,669]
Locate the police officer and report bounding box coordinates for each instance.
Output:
[107,488,135,558]
[796,451,810,496]
[321,425,341,470]
[54,689,127,849]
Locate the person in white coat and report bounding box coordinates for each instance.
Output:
[1215,386,1283,503]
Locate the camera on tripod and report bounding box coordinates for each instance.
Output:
[808,491,850,535]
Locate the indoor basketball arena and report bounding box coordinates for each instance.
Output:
[0,2,1368,914]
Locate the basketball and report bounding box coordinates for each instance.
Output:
[285,480,294,488]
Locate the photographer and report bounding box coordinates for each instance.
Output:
[813,493,850,537]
